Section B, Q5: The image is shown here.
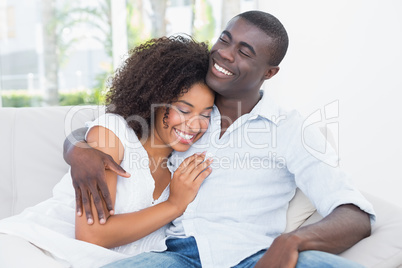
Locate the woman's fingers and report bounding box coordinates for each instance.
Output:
[191,158,213,180]
[182,154,207,175]
[193,166,212,187]
[177,152,206,173]
[176,156,213,185]
[173,152,213,184]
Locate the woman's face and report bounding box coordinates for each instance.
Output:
[153,83,215,152]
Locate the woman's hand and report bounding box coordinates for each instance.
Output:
[167,153,213,213]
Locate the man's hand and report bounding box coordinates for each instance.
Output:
[63,128,130,224]
[255,204,371,267]
[255,233,300,268]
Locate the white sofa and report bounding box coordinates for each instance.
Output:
[1,106,402,267]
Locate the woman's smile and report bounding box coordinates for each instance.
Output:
[174,128,197,144]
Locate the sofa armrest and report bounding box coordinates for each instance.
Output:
[300,192,402,267]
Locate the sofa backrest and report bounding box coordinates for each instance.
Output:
[0,105,316,232]
[0,106,104,219]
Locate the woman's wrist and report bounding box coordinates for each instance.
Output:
[165,199,186,217]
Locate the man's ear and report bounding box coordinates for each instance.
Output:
[264,66,280,80]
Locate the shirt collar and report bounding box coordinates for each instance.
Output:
[248,90,282,126]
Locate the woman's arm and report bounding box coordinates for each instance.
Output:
[75,126,212,248]
[76,198,191,248]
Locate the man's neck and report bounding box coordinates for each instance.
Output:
[215,91,262,138]
[215,91,261,122]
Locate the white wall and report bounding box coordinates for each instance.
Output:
[258,0,402,205]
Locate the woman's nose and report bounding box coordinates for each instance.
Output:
[186,116,201,133]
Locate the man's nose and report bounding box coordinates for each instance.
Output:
[218,46,235,63]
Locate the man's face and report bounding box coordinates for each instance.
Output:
[206,17,278,98]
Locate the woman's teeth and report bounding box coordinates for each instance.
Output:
[175,129,195,140]
[214,63,233,76]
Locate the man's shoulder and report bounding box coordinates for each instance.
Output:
[258,92,305,127]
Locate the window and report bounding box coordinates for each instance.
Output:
[0,0,253,107]
[0,6,16,40]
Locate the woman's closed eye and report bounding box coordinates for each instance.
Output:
[179,109,210,119]
[178,109,190,114]
[201,113,211,119]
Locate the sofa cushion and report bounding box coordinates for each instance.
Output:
[0,106,103,219]
[285,188,316,232]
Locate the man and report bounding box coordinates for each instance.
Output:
[64,11,375,267]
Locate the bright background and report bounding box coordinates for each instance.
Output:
[260,0,402,206]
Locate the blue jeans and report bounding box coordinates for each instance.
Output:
[102,237,365,268]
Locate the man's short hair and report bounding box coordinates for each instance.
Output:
[237,11,289,66]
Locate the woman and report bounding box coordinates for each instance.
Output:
[0,36,214,267]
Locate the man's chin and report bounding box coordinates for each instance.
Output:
[206,74,222,93]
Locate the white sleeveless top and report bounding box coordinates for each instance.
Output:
[0,113,170,267]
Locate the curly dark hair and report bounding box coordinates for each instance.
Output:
[105,35,210,139]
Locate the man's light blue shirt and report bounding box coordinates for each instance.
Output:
[167,92,375,268]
